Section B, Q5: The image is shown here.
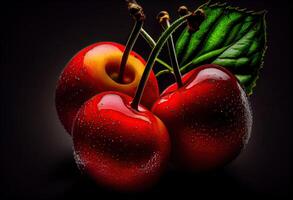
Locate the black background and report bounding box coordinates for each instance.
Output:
[1,0,292,199]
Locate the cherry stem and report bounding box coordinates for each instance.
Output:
[118,21,143,83]
[140,28,156,48]
[158,11,183,88]
[140,28,173,71]
[131,13,192,110]
[118,0,145,83]
[156,69,173,77]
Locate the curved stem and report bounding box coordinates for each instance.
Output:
[163,20,183,87]
[156,69,172,77]
[131,14,191,110]
[156,58,173,71]
[140,28,156,48]
[118,20,144,83]
[140,28,173,71]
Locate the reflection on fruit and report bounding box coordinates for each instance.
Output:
[55,42,159,134]
[152,64,252,171]
[72,92,170,191]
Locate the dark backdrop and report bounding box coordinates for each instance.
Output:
[1,0,292,199]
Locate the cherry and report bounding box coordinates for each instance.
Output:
[72,91,170,191]
[55,1,159,134]
[152,64,252,171]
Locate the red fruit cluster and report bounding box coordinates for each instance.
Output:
[56,58,252,190]
[55,2,252,192]
[55,42,167,191]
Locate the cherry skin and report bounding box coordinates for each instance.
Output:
[72,91,170,191]
[55,42,159,134]
[152,64,252,171]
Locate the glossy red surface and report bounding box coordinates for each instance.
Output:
[55,42,159,134]
[152,64,252,171]
[72,92,170,191]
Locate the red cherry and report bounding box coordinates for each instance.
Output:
[152,64,252,171]
[72,92,170,191]
[55,42,159,134]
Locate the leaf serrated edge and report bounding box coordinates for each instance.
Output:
[247,11,268,95]
[197,0,212,10]
[208,2,228,8]
[206,1,266,16]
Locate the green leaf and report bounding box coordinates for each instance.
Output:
[176,2,267,95]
